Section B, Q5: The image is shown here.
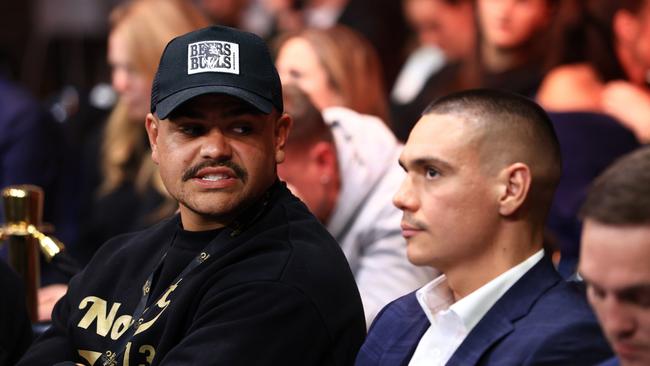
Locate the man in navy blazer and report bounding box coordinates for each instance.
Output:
[356,89,613,365]
[580,146,650,366]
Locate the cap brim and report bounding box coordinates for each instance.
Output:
[155,85,274,119]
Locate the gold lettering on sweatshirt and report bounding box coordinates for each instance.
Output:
[140,345,156,364]
[111,314,134,340]
[78,349,103,365]
[74,286,176,363]
[77,297,122,337]
[123,342,156,366]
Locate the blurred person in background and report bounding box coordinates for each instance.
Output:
[274,25,390,124]
[535,0,645,277]
[263,0,409,89]
[0,70,70,291]
[38,0,210,322]
[194,0,250,27]
[390,0,475,141]
[538,0,650,143]
[471,0,558,96]
[0,74,63,251]
[279,85,435,324]
[579,146,650,366]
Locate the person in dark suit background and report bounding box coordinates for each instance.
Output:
[579,146,650,366]
[356,89,613,365]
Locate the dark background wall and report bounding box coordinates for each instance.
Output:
[0,0,118,100]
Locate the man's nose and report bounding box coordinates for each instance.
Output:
[112,69,129,95]
[393,177,417,212]
[200,129,233,160]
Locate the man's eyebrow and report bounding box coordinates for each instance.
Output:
[579,273,650,294]
[618,284,650,296]
[400,156,454,172]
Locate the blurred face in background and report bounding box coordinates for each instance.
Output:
[108,28,152,121]
[580,220,650,366]
[276,37,343,110]
[618,2,650,82]
[197,0,248,26]
[477,0,552,50]
[404,0,475,60]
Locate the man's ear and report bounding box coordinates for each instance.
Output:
[309,141,338,184]
[274,112,293,164]
[613,9,637,46]
[497,162,531,216]
[145,113,160,165]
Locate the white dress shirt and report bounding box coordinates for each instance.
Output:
[408,250,544,366]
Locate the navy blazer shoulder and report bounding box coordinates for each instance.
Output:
[356,255,613,365]
[597,357,619,366]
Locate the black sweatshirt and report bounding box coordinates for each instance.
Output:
[18,182,366,365]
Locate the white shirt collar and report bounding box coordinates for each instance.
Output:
[415,249,544,333]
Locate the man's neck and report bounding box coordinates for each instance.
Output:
[617,44,649,86]
[444,229,543,301]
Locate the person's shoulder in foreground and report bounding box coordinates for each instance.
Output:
[18,25,365,366]
[0,260,33,365]
[356,88,612,365]
[598,357,620,366]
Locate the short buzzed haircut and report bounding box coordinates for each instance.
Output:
[581,146,650,225]
[423,89,562,222]
[282,84,335,149]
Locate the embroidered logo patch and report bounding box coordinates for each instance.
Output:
[187,41,239,75]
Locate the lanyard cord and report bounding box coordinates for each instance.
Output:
[97,230,217,366]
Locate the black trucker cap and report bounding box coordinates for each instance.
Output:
[151,25,283,119]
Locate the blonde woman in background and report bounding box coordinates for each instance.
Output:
[274,25,391,125]
[37,0,209,321]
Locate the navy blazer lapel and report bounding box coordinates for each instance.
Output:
[446,255,561,366]
[377,295,430,366]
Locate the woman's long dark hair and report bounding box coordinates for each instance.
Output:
[546,0,646,82]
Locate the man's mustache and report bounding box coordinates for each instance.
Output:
[401,214,428,231]
[182,159,248,182]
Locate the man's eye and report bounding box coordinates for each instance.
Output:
[587,284,606,301]
[425,167,439,179]
[619,288,650,308]
[232,125,252,135]
[179,125,205,136]
[289,69,302,80]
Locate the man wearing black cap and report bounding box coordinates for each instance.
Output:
[18,26,366,366]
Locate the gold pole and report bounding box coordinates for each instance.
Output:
[2,185,43,322]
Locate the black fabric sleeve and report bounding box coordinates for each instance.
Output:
[157,281,337,365]
[16,281,79,365]
[0,262,34,366]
